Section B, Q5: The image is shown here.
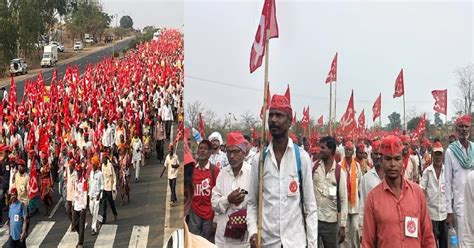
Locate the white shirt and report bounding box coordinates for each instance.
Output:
[88,169,104,198]
[209,151,229,169]
[102,126,114,148]
[445,147,474,216]
[420,164,447,221]
[359,166,383,230]
[247,141,318,248]
[73,173,88,211]
[160,104,174,121]
[164,154,179,179]
[211,161,252,247]
[131,138,143,162]
[462,170,474,246]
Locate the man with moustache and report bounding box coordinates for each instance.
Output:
[247,94,318,248]
[445,115,474,246]
[6,188,27,248]
[208,132,229,169]
[362,135,435,247]
[211,131,252,247]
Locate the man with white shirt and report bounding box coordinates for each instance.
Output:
[247,94,318,248]
[72,164,87,248]
[164,144,179,206]
[160,99,174,140]
[463,170,474,246]
[88,156,103,236]
[212,131,252,247]
[420,141,447,248]
[359,140,383,231]
[313,136,348,247]
[208,132,229,169]
[101,120,115,149]
[445,114,474,247]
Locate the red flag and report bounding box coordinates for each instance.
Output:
[411,113,426,140]
[292,111,296,126]
[284,84,291,104]
[325,52,338,83]
[432,89,447,115]
[317,115,323,127]
[252,125,258,141]
[393,69,404,98]
[198,112,205,138]
[372,93,381,121]
[301,106,309,129]
[339,90,356,134]
[250,0,279,73]
[28,159,39,199]
[358,109,365,129]
[51,68,57,84]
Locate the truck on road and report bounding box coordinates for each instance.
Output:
[41,45,58,67]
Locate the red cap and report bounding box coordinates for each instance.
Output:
[310,146,320,154]
[455,115,471,126]
[433,141,443,153]
[16,159,26,166]
[345,141,354,150]
[400,135,410,144]
[226,131,246,148]
[371,140,381,152]
[269,94,292,116]
[381,135,403,156]
[10,188,17,195]
[356,143,365,152]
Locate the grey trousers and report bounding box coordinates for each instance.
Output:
[318,220,339,248]
[187,209,213,242]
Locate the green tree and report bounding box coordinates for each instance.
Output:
[142,25,157,34]
[386,112,402,130]
[66,2,111,44]
[119,15,133,29]
[407,116,422,131]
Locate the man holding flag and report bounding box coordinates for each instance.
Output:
[247,94,318,248]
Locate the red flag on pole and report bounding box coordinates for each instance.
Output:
[292,111,296,126]
[199,112,205,138]
[325,52,338,84]
[372,93,381,121]
[301,106,309,129]
[28,158,39,199]
[431,89,447,115]
[284,84,291,104]
[8,77,16,112]
[393,69,404,98]
[358,109,365,129]
[318,115,324,127]
[250,0,279,73]
[339,90,356,134]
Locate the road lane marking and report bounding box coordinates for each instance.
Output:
[0,225,9,246]
[128,225,149,248]
[49,196,63,218]
[94,224,117,248]
[26,221,55,248]
[58,223,88,248]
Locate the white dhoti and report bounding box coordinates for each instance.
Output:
[90,198,100,232]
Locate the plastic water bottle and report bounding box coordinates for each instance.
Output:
[449,227,459,248]
[192,128,202,143]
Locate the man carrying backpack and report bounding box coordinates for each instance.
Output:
[313,136,348,247]
[247,94,318,248]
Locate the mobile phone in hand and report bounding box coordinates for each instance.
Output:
[240,189,248,195]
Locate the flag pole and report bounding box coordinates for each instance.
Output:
[403,92,406,131]
[329,83,333,136]
[334,80,337,132]
[257,29,271,247]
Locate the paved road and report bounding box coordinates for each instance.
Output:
[0,124,183,247]
[3,38,134,99]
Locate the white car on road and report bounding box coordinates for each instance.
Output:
[74,41,83,51]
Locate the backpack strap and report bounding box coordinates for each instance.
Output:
[294,145,303,205]
[335,163,341,213]
[210,163,215,187]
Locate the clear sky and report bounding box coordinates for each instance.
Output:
[101,0,183,30]
[184,0,473,127]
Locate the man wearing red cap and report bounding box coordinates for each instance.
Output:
[101,153,118,224]
[164,144,179,206]
[359,140,384,236]
[420,141,447,247]
[355,143,370,175]
[211,131,251,247]
[247,95,318,248]
[341,141,362,248]
[445,114,473,246]
[362,135,435,247]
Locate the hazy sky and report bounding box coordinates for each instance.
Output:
[185,0,473,126]
[101,0,183,30]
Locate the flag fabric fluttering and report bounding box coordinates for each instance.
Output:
[339,90,356,134]
[301,106,309,130]
[199,112,205,138]
[411,113,426,140]
[318,115,323,127]
[431,89,447,115]
[325,52,338,84]
[249,0,279,73]
[358,109,365,130]
[372,93,381,122]
[284,84,291,104]
[393,69,404,98]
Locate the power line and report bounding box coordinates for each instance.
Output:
[186,74,435,104]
